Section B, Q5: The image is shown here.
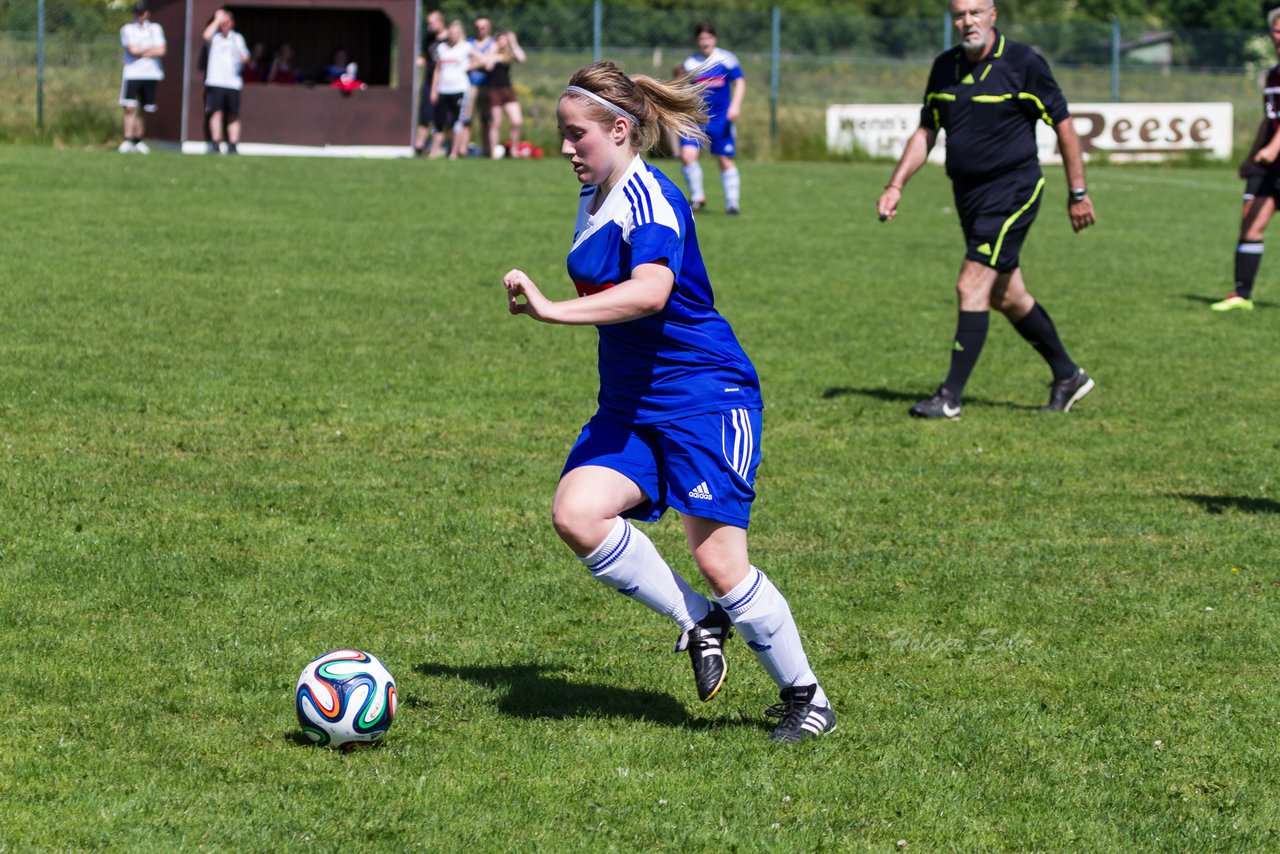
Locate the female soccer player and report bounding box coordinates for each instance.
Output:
[1211,7,1280,312]
[679,22,745,215]
[502,61,835,743]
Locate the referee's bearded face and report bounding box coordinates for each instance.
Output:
[950,0,996,55]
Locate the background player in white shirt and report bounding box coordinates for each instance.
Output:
[202,8,250,154]
[118,2,165,154]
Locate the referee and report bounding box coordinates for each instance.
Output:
[878,0,1097,419]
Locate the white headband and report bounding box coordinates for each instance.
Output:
[563,85,639,126]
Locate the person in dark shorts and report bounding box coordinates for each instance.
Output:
[483,29,526,158]
[201,8,249,154]
[429,20,473,159]
[1211,8,1280,312]
[118,2,165,154]
[414,10,447,156]
[877,0,1097,419]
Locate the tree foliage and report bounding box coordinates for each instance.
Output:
[26,0,1278,34]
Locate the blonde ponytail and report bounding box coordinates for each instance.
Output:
[562,61,709,152]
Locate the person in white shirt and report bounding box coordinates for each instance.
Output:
[118,2,165,154]
[202,8,250,154]
[428,20,476,159]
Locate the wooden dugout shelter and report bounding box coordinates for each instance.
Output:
[145,0,420,153]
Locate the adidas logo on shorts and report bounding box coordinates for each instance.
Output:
[687,481,714,500]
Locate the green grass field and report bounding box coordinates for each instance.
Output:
[2,146,1278,850]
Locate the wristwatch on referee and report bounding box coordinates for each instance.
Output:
[1069,187,1088,203]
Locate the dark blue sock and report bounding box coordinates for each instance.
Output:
[942,311,989,398]
[1234,241,1263,299]
[1013,303,1076,381]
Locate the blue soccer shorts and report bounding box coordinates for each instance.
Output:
[561,408,763,528]
[681,117,737,157]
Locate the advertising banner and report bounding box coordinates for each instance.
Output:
[826,102,1234,163]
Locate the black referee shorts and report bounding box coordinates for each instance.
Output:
[952,166,1045,273]
[1243,162,1280,202]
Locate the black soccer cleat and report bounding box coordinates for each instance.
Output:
[726,206,741,216]
[908,386,961,419]
[675,603,733,702]
[766,684,837,744]
[1041,368,1094,413]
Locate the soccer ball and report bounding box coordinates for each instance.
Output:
[295,649,397,751]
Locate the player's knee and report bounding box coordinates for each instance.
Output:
[550,492,601,550]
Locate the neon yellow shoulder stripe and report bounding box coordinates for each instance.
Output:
[989,177,1046,267]
[1019,92,1054,126]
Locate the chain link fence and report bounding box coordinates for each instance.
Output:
[3,0,1273,155]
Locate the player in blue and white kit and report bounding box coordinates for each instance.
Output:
[503,61,835,743]
[680,22,745,215]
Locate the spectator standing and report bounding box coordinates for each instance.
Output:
[429,20,474,159]
[415,9,447,156]
[463,17,496,155]
[118,2,166,154]
[202,8,250,154]
[485,29,526,158]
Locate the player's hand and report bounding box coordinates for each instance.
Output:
[1255,146,1280,165]
[727,106,740,122]
[1068,197,1096,233]
[504,269,554,322]
[877,186,901,222]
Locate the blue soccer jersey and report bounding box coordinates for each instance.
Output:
[566,156,762,424]
[683,48,743,122]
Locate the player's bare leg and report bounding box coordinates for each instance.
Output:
[554,466,720,697]
[684,516,834,740]
[1215,195,1275,310]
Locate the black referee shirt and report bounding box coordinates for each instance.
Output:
[920,30,1070,181]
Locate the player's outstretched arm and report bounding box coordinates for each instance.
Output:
[1056,117,1096,233]
[504,264,674,326]
[877,124,935,222]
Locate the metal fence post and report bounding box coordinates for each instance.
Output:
[769,6,779,148]
[592,0,602,63]
[1111,17,1120,102]
[942,11,951,51]
[37,0,46,130]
